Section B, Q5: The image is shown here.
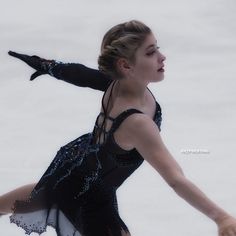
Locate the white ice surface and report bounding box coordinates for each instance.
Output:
[0,0,236,235]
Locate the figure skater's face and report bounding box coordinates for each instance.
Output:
[131,32,166,83]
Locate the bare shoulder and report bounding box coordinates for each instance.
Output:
[118,112,161,150]
[112,112,155,151]
[127,113,163,148]
[124,113,184,187]
[124,112,160,142]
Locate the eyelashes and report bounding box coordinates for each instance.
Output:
[146,46,160,56]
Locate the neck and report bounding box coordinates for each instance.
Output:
[115,79,149,104]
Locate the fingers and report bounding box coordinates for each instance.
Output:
[8,51,30,64]
[8,51,18,57]
[226,229,235,236]
[8,51,46,80]
[8,50,27,59]
[219,228,236,236]
[8,50,24,59]
[8,51,44,73]
[227,229,236,236]
[30,71,45,81]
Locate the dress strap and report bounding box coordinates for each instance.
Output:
[98,112,115,122]
[101,80,116,116]
[147,86,157,102]
[110,109,143,133]
[98,80,117,144]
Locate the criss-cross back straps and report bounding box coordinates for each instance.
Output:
[97,80,116,144]
[109,109,144,134]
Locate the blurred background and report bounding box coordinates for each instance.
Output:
[0,0,236,235]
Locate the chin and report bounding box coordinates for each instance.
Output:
[155,75,165,82]
[147,74,165,83]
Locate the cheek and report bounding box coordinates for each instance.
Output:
[132,57,157,77]
[142,62,156,75]
[136,60,153,72]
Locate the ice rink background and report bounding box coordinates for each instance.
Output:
[0,0,236,235]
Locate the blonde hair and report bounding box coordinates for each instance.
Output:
[98,20,151,79]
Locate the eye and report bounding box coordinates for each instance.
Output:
[146,46,160,56]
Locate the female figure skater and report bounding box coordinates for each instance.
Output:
[1,20,236,236]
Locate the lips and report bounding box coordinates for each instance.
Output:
[158,66,165,72]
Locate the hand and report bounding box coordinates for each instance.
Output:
[8,51,55,81]
[217,216,236,236]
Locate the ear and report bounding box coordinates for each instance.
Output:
[116,58,132,76]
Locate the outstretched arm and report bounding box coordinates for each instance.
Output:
[48,62,112,91]
[127,113,236,236]
[8,51,112,92]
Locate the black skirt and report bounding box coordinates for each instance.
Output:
[9,133,130,236]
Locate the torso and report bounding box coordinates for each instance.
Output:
[94,80,157,151]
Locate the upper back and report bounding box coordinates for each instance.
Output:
[91,80,162,152]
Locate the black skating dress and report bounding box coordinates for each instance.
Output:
[9,62,162,236]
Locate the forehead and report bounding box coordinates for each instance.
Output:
[140,33,157,50]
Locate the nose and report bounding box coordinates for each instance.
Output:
[157,51,166,63]
[160,52,166,62]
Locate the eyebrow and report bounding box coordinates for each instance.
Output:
[145,41,158,50]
